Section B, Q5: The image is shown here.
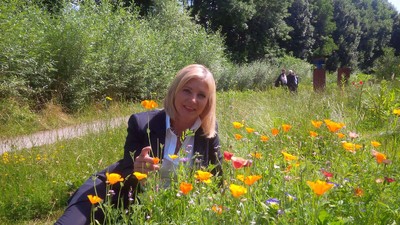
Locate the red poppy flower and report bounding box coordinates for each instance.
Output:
[224,151,234,161]
[320,169,333,179]
[384,177,395,183]
[231,156,252,169]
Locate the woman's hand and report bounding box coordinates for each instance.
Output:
[133,146,160,174]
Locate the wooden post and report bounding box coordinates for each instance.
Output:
[313,68,326,92]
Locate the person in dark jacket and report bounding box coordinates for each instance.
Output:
[274,68,287,87]
[55,64,223,225]
[286,70,299,93]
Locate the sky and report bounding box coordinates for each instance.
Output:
[389,0,400,12]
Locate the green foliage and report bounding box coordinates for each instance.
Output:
[216,56,312,91]
[373,47,400,80]
[0,99,39,138]
[0,0,228,112]
[0,0,56,108]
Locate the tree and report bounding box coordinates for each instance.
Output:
[332,0,362,69]
[390,12,400,55]
[285,0,315,60]
[310,0,337,59]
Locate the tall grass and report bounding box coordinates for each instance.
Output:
[1,80,399,224]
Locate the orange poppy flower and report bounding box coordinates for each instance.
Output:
[244,175,262,185]
[234,134,243,140]
[179,182,193,195]
[354,187,364,197]
[260,135,269,142]
[250,152,262,159]
[141,100,158,110]
[371,141,381,148]
[133,172,147,181]
[311,120,323,128]
[212,205,223,214]
[245,127,255,133]
[282,124,292,132]
[152,157,160,164]
[309,131,318,137]
[324,119,344,133]
[307,180,334,196]
[87,195,102,205]
[336,133,345,138]
[271,128,279,136]
[371,150,387,164]
[106,172,124,185]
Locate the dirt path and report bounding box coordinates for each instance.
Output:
[0,116,129,154]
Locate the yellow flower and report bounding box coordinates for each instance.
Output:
[232,121,244,129]
[271,128,279,136]
[245,127,255,133]
[87,195,102,204]
[106,172,124,185]
[260,135,269,142]
[168,154,179,160]
[229,184,247,198]
[282,124,292,132]
[244,175,262,186]
[342,142,362,153]
[194,170,213,183]
[311,120,323,128]
[309,131,318,137]
[179,182,193,195]
[133,172,147,181]
[234,134,243,140]
[141,100,158,110]
[250,152,262,159]
[393,108,400,116]
[236,174,245,182]
[105,96,112,101]
[371,141,381,148]
[281,151,298,161]
[307,180,334,196]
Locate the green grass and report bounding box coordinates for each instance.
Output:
[0,99,135,139]
[1,82,399,224]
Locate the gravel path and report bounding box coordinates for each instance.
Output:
[0,116,129,154]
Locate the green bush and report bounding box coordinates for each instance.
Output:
[0,0,229,112]
[0,0,55,108]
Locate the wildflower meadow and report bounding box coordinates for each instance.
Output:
[1,80,399,224]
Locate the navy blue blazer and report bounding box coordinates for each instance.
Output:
[122,109,222,174]
[56,110,223,225]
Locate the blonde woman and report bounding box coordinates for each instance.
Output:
[55,64,222,225]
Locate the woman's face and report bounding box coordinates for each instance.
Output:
[174,78,209,123]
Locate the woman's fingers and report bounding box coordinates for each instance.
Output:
[133,146,160,174]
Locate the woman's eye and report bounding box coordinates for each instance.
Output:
[198,93,206,99]
[183,89,191,94]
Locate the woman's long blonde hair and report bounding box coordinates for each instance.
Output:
[164,64,216,138]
